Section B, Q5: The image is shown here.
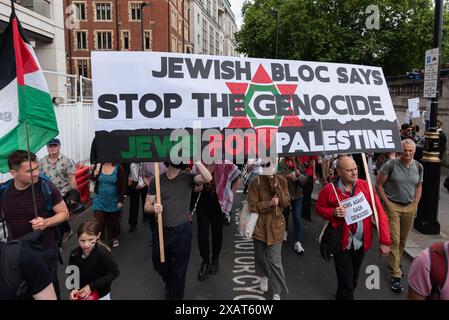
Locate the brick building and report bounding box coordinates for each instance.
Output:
[64,0,192,78]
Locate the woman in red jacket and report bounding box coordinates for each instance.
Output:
[315,156,391,300]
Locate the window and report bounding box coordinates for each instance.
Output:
[76,31,87,50]
[207,0,210,13]
[215,31,219,55]
[96,31,112,50]
[197,13,200,23]
[171,9,177,29]
[171,36,177,53]
[130,3,142,21]
[122,31,130,50]
[96,3,111,20]
[144,31,152,50]
[77,59,89,78]
[178,18,182,35]
[197,34,200,45]
[74,2,86,20]
[178,41,182,53]
[209,26,214,54]
[202,19,208,54]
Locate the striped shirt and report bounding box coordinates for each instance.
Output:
[0,179,63,248]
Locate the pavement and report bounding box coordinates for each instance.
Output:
[311,166,449,260]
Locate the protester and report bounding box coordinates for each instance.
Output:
[243,158,262,195]
[376,139,423,293]
[247,159,290,300]
[0,150,69,298]
[39,138,77,245]
[277,157,307,253]
[191,161,240,281]
[127,163,148,233]
[298,155,317,221]
[400,123,415,141]
[144,161,212,300]
[316,156,391,300]
[69,220,120,300]
[407,241,449,300]
[91,163,127,248]
[140,162,167,243]
[0,238,57,300]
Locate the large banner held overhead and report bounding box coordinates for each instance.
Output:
[92,52,402,163]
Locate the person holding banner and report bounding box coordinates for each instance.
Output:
[277,157,308,254]
[144,161,212,300]
[316,156,391,300]
[247,159,291,300]
[190,161,240,281]
[376,139,423,293]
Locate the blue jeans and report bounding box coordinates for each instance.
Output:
[282,198,303,242]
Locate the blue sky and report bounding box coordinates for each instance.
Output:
[229,0,244,28]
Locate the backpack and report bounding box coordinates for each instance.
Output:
[0,175,55,238]
[0,230,45,298]
[428,242,448,300]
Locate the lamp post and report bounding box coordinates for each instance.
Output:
[269,7,279,59]
[415,0,443,234]
[141,2,150,51]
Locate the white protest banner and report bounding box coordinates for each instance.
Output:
[411,110,421,119]
[407,97,419,111]
[92,52,402,163]
[341,192,373,225]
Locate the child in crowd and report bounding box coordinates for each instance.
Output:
[69,220,120,300]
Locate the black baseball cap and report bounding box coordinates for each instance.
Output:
[47,138,61,146]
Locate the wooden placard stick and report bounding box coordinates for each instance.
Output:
[361,153,380,237]
[154,162,165,263]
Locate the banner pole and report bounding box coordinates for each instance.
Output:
[154,162,165,263]
[361,153,380,237]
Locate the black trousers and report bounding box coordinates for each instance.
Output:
[333,246,365,300]
[153,222,192,300]
[128,186,148,227]
[196,208,224,263]
[301,176,314,220]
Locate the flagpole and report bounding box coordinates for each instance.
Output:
[24,119,39,219]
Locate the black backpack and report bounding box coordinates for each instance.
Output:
[0,231,44,298]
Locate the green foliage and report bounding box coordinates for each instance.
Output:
[235,0,443,76]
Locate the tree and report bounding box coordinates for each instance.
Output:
[235,0,438,76]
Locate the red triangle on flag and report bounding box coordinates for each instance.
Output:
[226,82,249,95]
[277,84,298,95]
[281,116,303,127]
[227,117,252,129]
[252,65,272,84]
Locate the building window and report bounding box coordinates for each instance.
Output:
[178,18,182,35]
[171,9,177,29]
[209,26,214,54]
[130,3,142,21]
[178,41,182,53]
[198,34,200,45]
[96,3,112,20]
[171,36,177,53]
[74,2,86,21]
[77,59,89,78]
[197,13,200,23]
[202,19,208,54]
[76,31,87,50]
[96,31,112,50]
[122,31,130,50]
[215,31,219,55]
[144,30,152,50]
[207,0,210,13]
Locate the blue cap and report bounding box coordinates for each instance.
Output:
[47,138,61,146]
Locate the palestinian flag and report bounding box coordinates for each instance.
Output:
[0,2,58,172]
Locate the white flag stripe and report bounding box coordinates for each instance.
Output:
[0,78,19,139]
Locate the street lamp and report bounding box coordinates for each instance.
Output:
[269,7,279,59]
[141,2,151,51]
[415,0,443,234]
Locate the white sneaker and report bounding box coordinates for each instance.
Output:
[294,241,305,255]
[272,294,281,300]
[283,231,288,242]
[259,276,268,292]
